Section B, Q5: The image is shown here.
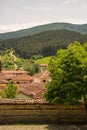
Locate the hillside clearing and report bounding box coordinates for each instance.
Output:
[35,56,51,64]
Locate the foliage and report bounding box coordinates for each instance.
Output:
[31,55,43,60]
[4,80,17,98]
[1,50,15,70]
[0,30,87,58]
[44,41,87,105]
[0,23,87,40]
[22,59,40,76]
[0,90,4,98]
[0,50,40,75]
[35,56,51,64]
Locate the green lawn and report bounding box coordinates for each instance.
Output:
[35,56,51,64]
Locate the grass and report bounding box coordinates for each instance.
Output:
[35,56,51,64]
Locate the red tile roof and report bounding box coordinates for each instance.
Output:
[2,70,27,74]
[33,70,51,79]
[17,82,46,99]
[12,74,33,81]
[4,74,15,80]
[34,89,46,99]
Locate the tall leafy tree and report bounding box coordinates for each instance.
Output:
[4,81,17,98]
[45,42,87,105]
[23,59,40,76]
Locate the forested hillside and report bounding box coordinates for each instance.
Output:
[0,23,87,40]
[0,30,87,58]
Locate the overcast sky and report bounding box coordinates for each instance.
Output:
[0,0,87,33]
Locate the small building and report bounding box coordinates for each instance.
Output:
[33,70,51,84]
[17,82,46,99]
[40,64,48,72]
[12,73,33,84]
[2,70,28,81]
[2,70,28,76]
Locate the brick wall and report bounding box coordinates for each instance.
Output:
[0,99,86,124]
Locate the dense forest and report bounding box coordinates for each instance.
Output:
[0,30,87,59]
[0,22,87,40]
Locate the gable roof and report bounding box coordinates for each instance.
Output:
[33,70,51,79]
[12,74,33,81]
[2,70,28,75]
[4,74,15,80]
[18,82,46,99]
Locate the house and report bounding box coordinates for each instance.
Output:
[12,73,33,84]
[33,72,43,83]
[33,70,51,84]
[0,64,50,99]
[2,70,28,75]
[40,64,48,72]
[2,70,28,81]
[17,82,46,99]
[0,70,31,91]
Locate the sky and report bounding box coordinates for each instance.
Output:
[0,0,87,33]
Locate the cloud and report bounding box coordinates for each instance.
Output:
[0,18,87,34]
[0,0,87,33]
[64,0,86,5]
[0,22,48,33]
[22,6,54,11]
[0,24,32,33]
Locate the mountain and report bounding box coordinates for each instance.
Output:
[0,30,87,58]
[0,22,87,40]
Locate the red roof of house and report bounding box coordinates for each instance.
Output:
[12,74,33,81]
[4,74,15,80]
[2,70,27,74]
[34,89,46,99]
[33,72,43,78]
[17,82,46,99]
[0,72,9,82]
[33,70,51,79]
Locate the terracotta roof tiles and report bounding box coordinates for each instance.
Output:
[17,82,46,99]
[2,70,27,74]
[13,74,33,81]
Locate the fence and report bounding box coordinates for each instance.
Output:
[0,99,86,124]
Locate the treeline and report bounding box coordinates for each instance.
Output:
[0,30,87,58]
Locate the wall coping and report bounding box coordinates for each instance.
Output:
[0,99,48,104]
[0,99,84,107]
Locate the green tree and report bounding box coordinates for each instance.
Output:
[23,59,40,76]
[0,90,4,98]
[4,81,17,98]
[44,41,87,105]
[1,49,15,70]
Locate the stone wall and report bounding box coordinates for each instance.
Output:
[0,99,86,124]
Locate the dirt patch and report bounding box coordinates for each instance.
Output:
[0,124,87,130]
